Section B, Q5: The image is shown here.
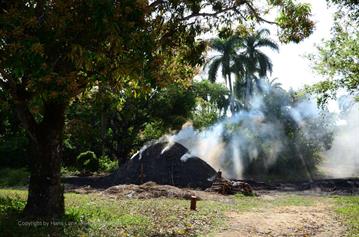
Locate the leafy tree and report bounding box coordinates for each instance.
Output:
[223,86,334,181]
[234,29,279,108]
[206,36,241,95]
[0,0,315,219]
[307,2,359,105]
[64,80,228,166]
[0,93,29,168]
[326,0,359,20]
[206,29,278,111]
[191,80,230,128]
[65,81,196,167]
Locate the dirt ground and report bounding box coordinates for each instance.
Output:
[65,182,349,237]
[214,194,346,237]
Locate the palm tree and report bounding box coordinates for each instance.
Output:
[233,29,279,107]
[205,35,241,112]
[267,77,282,90]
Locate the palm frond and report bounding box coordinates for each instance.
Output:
[257,51,273,76]
[207,57,222,83]
[257,28,270,37]
[203,55,220,69]
[225,35,243,51]
[231,55,246,75]
[254,38,279,52]
[209,38,225,52]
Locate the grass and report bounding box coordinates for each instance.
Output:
[0,188,358,237]
[0,189,228,237]
[233,193,316,211]
[0,168,29,187]
[333,196,359,237]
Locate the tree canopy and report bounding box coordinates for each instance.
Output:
[0,0,316,219]
[307,1,359,105]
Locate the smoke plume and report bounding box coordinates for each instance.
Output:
[320,103,359,178]
[139,82,359,180]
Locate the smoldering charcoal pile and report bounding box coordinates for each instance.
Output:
[103,142,217,189]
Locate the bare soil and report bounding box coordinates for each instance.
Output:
[214,195,346,237]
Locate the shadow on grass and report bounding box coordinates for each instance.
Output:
[0,195,89,237]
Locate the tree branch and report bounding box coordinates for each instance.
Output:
[180,6,238,21]
[149,0,164,9]
[0,68,39,141]
[245,1,278,25]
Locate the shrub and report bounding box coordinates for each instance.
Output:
[0,168,29,187]
[76,151,99,173]
[98,156,118,173]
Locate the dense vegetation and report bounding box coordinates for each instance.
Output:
[307,0,359,105]
[0,0,357,223]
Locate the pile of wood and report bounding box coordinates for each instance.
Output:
[206,171,254,196]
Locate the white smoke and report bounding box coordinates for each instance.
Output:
[320,103,359,178]
[162,87,296,179]
[138,83,359,180]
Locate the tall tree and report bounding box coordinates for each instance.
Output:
[307,2,359,105]
[0,0,314,219]
[234,29,279,108]
[206,35,241,111]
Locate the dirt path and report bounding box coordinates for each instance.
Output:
[214,194,346,237]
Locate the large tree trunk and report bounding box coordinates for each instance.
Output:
[2,69,66,219]
[23,103,66,219]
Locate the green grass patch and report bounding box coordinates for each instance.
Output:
[0,189,340,237]
[333,196,359,237]
[0,189,229,237]
[233,193,316,211]
[0,168,29,187]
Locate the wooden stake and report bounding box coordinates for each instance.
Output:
[190,195,197,211]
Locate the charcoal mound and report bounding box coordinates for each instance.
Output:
[103,142,216,189]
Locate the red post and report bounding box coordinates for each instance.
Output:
[190,195,197,211]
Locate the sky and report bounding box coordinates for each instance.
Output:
[264,0,336,90]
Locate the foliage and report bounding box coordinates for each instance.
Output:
[222,85,334,181]
[62,80,228,168]
[0,95,29,168]
[0,0,316,218]
[190,80,230,128]
[63,81,197,166]
[0,189,228,237]
[326,0,359,21]
[0,168,29,187]
[76,151,99,173]
[307,3,359,105]
[206,28,279,111]
[274,0,314,43]
[206,35,241,92]
[233,29,279,107]
[98,156,118,173]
